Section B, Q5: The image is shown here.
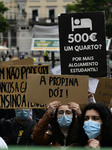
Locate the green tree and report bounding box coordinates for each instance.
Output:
[66,0,111,17]
[0,2,9,32]
[66,0,112,37]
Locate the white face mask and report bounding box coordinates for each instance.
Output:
[110,108,112,113]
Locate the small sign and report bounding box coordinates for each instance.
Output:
[58,12,107,77]
[31,38,59,51]
[95,77,112,106]
[89,77,99,94]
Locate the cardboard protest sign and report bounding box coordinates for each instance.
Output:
[0,65,48,109]
[26,74,89,106]
[0,57,33,66]
[58,12,107,77]
[95,78,112,106]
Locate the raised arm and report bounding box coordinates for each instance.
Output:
[32,101,61,145]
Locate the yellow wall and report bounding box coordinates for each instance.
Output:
[0,0,74,21]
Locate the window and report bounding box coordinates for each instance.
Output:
[47,7,56,23]
[30,7,40,21]
[32,9,38,21]
[10,6,12,19]
[14,7,17,19]
[11,28,16,47]
[3,32,8,47]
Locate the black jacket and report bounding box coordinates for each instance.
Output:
[0,117,36,145]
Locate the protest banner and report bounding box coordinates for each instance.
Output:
[26,74,89,107]
[0,65,49,109]
[0,57,33,66]
[95,78,112,106]
[31,38,59,51]
[58,12,107,77]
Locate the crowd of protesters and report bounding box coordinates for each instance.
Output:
[0,94,112,149]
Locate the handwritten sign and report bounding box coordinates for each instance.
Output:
[26,74,89,106]
[0,65,48,109]
[95,78,112,106]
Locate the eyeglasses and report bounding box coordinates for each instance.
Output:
[58,110,72,115]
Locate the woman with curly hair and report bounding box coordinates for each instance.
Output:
[74,102,112,148]
[32,101,81,146]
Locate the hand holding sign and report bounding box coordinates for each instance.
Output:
[68,102,81,116]
[47,101,61,117]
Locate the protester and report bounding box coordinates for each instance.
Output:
[44,50,49,62]
[0,108,46,121]
[0,109,15,119]
[0,109,36,146]
[73,103,112,148]
[32,101,81,146]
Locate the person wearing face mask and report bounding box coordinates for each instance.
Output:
[73,103,112,148]
[32,101,81,146]
[0,108,36,146]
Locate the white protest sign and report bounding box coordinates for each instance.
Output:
[88,77,99,94]
[51,65,61,75]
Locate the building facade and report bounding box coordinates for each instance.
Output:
[0,0,74,55]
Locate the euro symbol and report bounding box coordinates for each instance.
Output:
[90,33,97,42]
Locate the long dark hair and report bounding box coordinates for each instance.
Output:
[78,102,112,147]
[50,107,76,146]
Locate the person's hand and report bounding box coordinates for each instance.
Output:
[88,92,94,98]
[68,102,81,116]
[47,101,61,117]
[87,139,100,148]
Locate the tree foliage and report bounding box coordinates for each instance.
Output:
[66,0,111,14]
[66,0,112,37]
[0,2,9,32]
